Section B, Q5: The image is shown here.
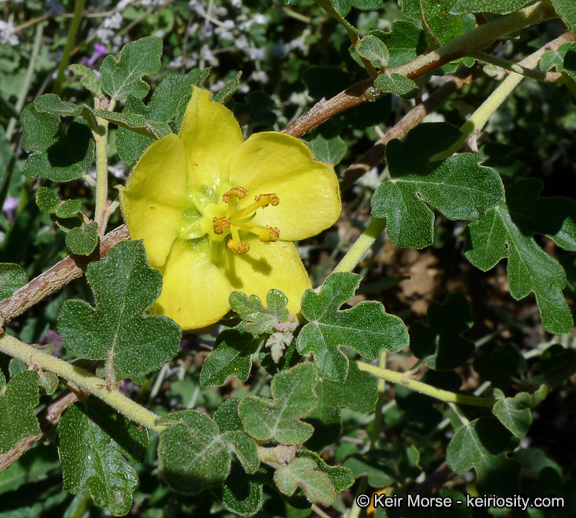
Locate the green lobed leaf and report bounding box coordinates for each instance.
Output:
[200,327,262,387]
[0,263,28,301]
[344,452,395,488]
[229,290,290,335]
[213,460,265,516]
[540,42,572,72]
[465,178,576,334]
[356,35,389,66]
[274,457,337,507]
[65,221,98,256]
[100,36,163,100]
[157,410,232,494]
[58,397,149,516]
[116,68,210,165]
[447,417,520,495]
[55,199,82,219]
[550,0,576,32]
[21,104,95,183]
[372,123,505,249]
[309,132,347,165]
[492,395,532,438]
[373,73,419,100]
[58,240,181,379]
[239,362,319,444]
[69,63,103,97]
[0,371,40,453]
[369,22,428,69]
[35,187,60,214]
[213,71,243,104]
[38,372,59,396]
[296,273,409,381]
[418,0,476,46]
[305,361,378,450]
[409,291,475,371]
[222,431,260,474]
[214,397,245,433]
[313,0,359,39]
[296,450,354,493]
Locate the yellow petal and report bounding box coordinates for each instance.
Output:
[179,87,244,192]
[220,238,312,314]
[229,132,341,240]
[151,239,232,330]
[120,133,189,267]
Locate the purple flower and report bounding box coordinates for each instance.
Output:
[2,197,18,222]
[79,43,108,69]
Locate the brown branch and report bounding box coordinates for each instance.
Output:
[339,66,477,191]
[0,224,130,325]
[0,388,85,473]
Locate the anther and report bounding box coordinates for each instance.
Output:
[255,193,280,207]
[223,187,248,203]
[227,239,250,254]
[213,216,231,234]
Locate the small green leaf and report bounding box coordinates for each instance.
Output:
[418,0,476,46]
[344,452,395,488]
[35,187,60,214]
[240,363,318,444]
[356,35,389,66]
[372,123,505,249]
[222,430,259,474]
[157,410,232,493]
[447,0,534,15]
[100,36,163,100]
[465,178,576,334]
[369,22,427,68]
[213,71,243,104]
[550,0,576,32]
[492,396,532,438]
[374,73,419,100]
[309,133,347,165]
[200,327,261,387]
[65,221,98,256]
[58,240,181,379]
[58,397,149,516]
[274,457,337,506]
[0,371,40,453]
[69,63,103,97]
[55,199,82,219]
[21,105,95,183]
[38,372,59,395]
[213,461,264,516]
[296,450,354,493]
[0,263,28,300]
[306,361,378,450]
[230,290,290,335]
[34,94,83,117]
[296,273,409,381]
[409,291,475,370]
[447,417,520,495]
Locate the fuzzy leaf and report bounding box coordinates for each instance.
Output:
[213,71,243,104]
[100,36,162,100]
[409,291,475,370]
[213,461,264,516]
[448,0,534,14]
[465,178,576,334]
[69,63,103,97]
[222,431,260,474]
[369,22,427,68]
[550,0,576,32]
[274,457,337,506]
[372,123,505,249]
[35,187,60,214]
[309,132,347,165]
[65,221,98,256]
[447,417,520,495]
[492,396,532,439]
[418,0,476,46]
[306,361,378,450]
[200,327,261,387]
[240,363,318,444]
[116,69,210,165]
[296,273,409,381]
[56,199,82,219]
[562,43,576,98]
[374,73,419,99]
[21,105,95,183]
[297,450,354,492]
[229,290,289,335]
[0,263,27,301]
[357,35,389,65]
[58,398,149,516]
[58,240,181,379]
[0,371,39,453]
[157,410,232,493]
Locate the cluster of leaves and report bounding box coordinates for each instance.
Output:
[2,0,576,516]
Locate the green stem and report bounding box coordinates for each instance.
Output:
[469,51,553,81]
[333,217,387,274]
[6,22,44,141]
[356,361,495,408]
[0,333,164,432]
[53,0,86,95]
[369,351,387,449]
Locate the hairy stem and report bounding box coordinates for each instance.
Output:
[357,361,495,408]
[333,217,387,274]
[0,334,164,432]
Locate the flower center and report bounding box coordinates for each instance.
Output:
[212,186,280,254]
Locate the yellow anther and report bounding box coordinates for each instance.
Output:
[255,193,280,207]
[223,186,247,203]
[227,239,250,254]
[262,226,280,242]
[213,216,231,234]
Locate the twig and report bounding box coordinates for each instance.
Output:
[0,225,130,324]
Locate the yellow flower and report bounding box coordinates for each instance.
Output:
[120,87,341,330]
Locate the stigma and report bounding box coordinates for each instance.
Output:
[213,186,280,254]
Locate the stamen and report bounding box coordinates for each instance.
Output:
[255,193,280,207]
[236,222,280,242]
[227,227,250,254]
[223,187,247,203]
[213,216,231,234]
[234,193,280,220]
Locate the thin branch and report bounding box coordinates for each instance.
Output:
[0,225,130,325]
